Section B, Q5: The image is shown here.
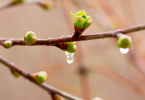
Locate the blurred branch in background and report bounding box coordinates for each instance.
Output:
[0,0,53,10]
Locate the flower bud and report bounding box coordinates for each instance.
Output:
[24,31,37,45]
[33,71,47,84]
[74,16,85,29]
[117,35,132,49]
[66,42,77,53]
[71,10,92,36]
[83,16,92,29]
[56,42,77,53]
[13,0,25,4]
[2,40,12,48]
[11,69,20,78]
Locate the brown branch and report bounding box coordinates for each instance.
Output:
[0,55,83,100]
[0,23,145,48]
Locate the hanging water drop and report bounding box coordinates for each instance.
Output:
[65,51,75,64]
[119,48,129,54]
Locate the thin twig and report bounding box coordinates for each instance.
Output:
[0,55,83,100]
[0,23,145,47]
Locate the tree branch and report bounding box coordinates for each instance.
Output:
[0,0,51,10]
[0,55,83,100]
[0,23,145,48]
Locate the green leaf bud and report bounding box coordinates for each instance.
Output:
[117,35,132,49]
[83,16,92,29]
[65,42,77,53]
[24,31,37,45]
[3,40,12,48]
[74,16,85,29]
[52,94,64,100]
[71,10,92,35]
[33,71,47,84]
[74,10,86,18]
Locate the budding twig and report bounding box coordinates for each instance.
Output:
[0,55,83,100]
[0,24,145,48]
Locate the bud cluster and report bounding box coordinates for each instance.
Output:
[71,10,92,36]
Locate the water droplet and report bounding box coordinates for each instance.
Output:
[119,48,129,54]
[65,51,75,64]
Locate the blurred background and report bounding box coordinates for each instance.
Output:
[1,0,145,100]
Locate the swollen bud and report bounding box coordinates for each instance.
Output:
[13,0,25,4]
[65,42,77,53]
[83,16,92,29]
[74,16,85,29]
[33,71,47,84]
[51,94,64,100]
[24,31,37,45]
[117,34,132,49]
[2,40,12,48]
[56,42,77,53]
[71,10,92,35]
[11,69,20,78]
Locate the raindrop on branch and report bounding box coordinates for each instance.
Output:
[65,51,75,64]
[119,48,129,54]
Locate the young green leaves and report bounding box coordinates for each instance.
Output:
[33,71,47,84]
[24,31,37,45]
[71,10,92,36]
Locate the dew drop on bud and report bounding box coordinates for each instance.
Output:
[65,51,75,64]
[119,48,129,54]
